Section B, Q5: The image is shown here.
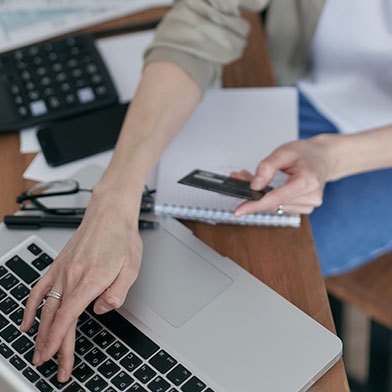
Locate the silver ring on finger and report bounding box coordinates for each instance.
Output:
[46,290,62,301]
[276,204,285,216]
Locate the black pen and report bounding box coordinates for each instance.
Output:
[3,215,159,230]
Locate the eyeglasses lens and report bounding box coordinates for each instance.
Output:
[27,180,79,197]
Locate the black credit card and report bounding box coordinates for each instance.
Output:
[178,169,273,201]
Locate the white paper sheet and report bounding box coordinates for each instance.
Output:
[0,0,171,53]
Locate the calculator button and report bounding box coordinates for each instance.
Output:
[25,81,35,90]
[36,66,47,76]
[30,100,48,116]
[14,95,23,105]
[56,73,67,82]
[65,93,76,105]
[48,96,61,109]
[77,87,95,103]
[86,63,98,74]
[40,76,52,86]
[10,84,20,94]
[52,62,62,72]
[95,85,107,96]
[61,82,71,92]
[28,91,40,101]
[18,106,28,117]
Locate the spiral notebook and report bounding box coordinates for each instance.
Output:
[154,88,301,227]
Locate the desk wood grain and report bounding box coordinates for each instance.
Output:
[0,7,348,391]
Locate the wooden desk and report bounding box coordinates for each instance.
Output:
[0,7,349,392]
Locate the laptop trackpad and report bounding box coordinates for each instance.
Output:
[129,227,233,328]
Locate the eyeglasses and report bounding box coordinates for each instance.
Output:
[16,179,91,216]
[16,180,156,216]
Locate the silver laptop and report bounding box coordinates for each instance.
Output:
[0,166,342,392]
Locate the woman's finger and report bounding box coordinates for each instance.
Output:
[33,287,63,366]
[56,321,76,383]
[234,174,317,216]
[41,278,107,362]
[21,275,53,332]
[94,260,141,315]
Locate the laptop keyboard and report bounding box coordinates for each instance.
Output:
[0,236,215,392]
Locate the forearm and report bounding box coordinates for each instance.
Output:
[321,126,392,181]
[92,62,201,221]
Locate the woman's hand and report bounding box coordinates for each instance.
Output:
[20,192,142,383]
[232,134,336,217]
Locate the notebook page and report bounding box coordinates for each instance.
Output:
[155,88,299,224]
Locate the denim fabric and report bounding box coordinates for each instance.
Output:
[298,90,392,277]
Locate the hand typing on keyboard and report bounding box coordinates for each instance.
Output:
[20,193,143,383]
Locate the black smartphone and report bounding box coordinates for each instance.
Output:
[37,103,129,167]
[178,169,273,201]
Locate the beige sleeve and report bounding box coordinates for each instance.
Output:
[144,0,270,93]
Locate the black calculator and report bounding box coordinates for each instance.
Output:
[0,34,118,133]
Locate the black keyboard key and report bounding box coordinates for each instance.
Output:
[77,311,89,326]
[22,366,40,383]
[88,307,159,359]
[27,319,39,337]
[12,335,34,354]
[93,329,115,349]
[0,265,7,278]
[167,365,191,386]
[6,256,39,284]
[75,335,93,356]
[10,283,30,301]
[36,379,54,392]
[37,359,57,378]
[0,297,18,314]
[112,371,134,391]
[180,377,206,392]
[0,313,8,329]
[129,384,148,392]
[168,389,179,392]
[24,348,34,364]
[10,307,24,325]
[134,364,157,384]
[49,375,71,390]
[73,362,94,382]
[40,253,54,266]
[97,359,120,378]
[0,342,13,358]
[85,374,108,392]
[204,389,214,392]
[107,341,128,360]
[148,376,170,392]
[0,273,19,290]
[0,288,6,301]
[32,257,48,271]
[85,347,106,367]
[0,324,21,342]
[149,350,177,374]
[10,354,27,370]
[64,381,86,392]
[81,319,102,338]
[120,352,142,372]
[28,243,42,255]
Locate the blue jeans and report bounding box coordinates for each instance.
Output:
[299,91,392,277]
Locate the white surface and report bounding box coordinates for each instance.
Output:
[0,0,171,53]
[155,87,300,227]
[298,0,392,133]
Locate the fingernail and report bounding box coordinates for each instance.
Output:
[33,351,41,366]
[234,210,242,218]
[97,304,112,314]
[58,368,66,383]
[251,176,264,190]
